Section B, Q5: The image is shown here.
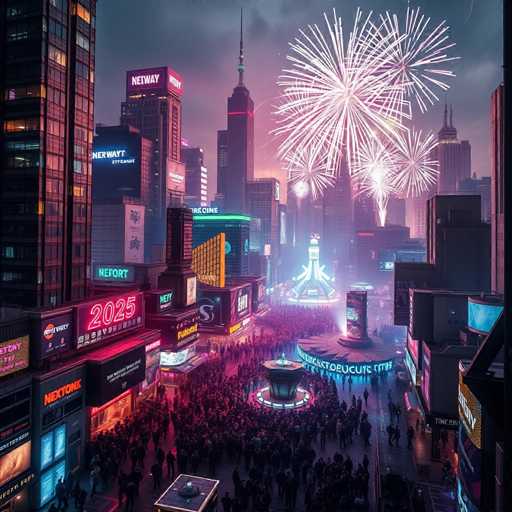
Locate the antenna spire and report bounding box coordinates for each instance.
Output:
[238,8,245,86]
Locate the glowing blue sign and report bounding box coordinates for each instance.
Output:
[54,424,66,460]
[40,432,53,470]
[467,301,503,334]
[40,460,66,507]
[92,149,135,165]
[297,346,394,376]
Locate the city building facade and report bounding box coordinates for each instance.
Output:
[182,146,208,207]
[121,66,185,260]
[216,13,254,214]
[0,0,97,307]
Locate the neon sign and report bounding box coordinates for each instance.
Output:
[75,292,143,349]
[177,323,198,341]
[229,322,242,335]
[159,292,173,312]
[297,346,394,376]
[131,73,160,86]
[92,148,135,166]
[93,264,134,282]
[192,207,219,214]
[43,379,82,407]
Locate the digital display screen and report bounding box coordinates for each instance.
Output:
[75,291,144,349]
[422,345,431,411]
[40,459,66,507]
[0,440,31,489]
[186,277,197,306]
[54,425,66,461]
[86,346,146,406]
[198,296,222,326]
[40,432,53,470]
[467,301,503,334]
[237,291,249,315]
[160,349,193,367]
[0,335,29,378]
[346,291,367,340]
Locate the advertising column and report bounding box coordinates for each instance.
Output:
[33,365,86,510]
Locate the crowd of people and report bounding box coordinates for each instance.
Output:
[54,306,374,512]
[84,386,173,511]
[173,306,373,511]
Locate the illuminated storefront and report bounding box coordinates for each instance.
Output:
[457,363,483,512]
[90,391,133,438]
[85,335,150,436]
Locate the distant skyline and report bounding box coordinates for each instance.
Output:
[95,0,503,198]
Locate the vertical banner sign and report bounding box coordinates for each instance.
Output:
[124,204,145,264]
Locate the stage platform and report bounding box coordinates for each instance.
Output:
[297,332,396,377]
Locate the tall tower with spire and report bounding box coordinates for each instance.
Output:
[216,9,255,213]
[436,103,471,194]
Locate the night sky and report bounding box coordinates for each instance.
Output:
[95,0,503,197]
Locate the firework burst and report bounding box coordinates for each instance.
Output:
[274,9,407,176]
[285,145,336,200]
[380,6,459,114]
[393,128,439,197]
[352,138,398,226]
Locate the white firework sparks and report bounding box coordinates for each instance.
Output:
[352,138,399,227]
[285,145,336,200]
[274,9,407,176]
[393,128,439,197]
[380,6,459,114]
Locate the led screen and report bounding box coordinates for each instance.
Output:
[40,432,53,470]
[40,459,66,507]
[54,424,66,461]
[467,301,503,334]
[0,440,31,489]
[0,335,29,378]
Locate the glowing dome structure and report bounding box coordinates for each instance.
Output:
[287,235,340,305]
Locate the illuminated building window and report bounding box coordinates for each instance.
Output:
[4,118,40,132]
[7,23,29,41]
[49,45,67,67]
[5,85,45,101]
[2,247,15,259]
[73,3,91,24]
[6,140,40,151]
[73,185,84,197]
[76,32,89,51]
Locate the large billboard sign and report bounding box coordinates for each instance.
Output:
[124,204,145,264]
[87,345,146,406]
[0,336,29,378]
[75,292,144,350]
[126,66,183,97]
[198,296,222,326]
[467,299,503,335]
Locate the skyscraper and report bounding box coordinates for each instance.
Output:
[216,11,254,213]
[490,84,504,294]
[436,104,471,193]
[182,146,208,207]
[322,166,353,280]
[0,0,97,307]
[121,66,185,261]
[247,178,280,284]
